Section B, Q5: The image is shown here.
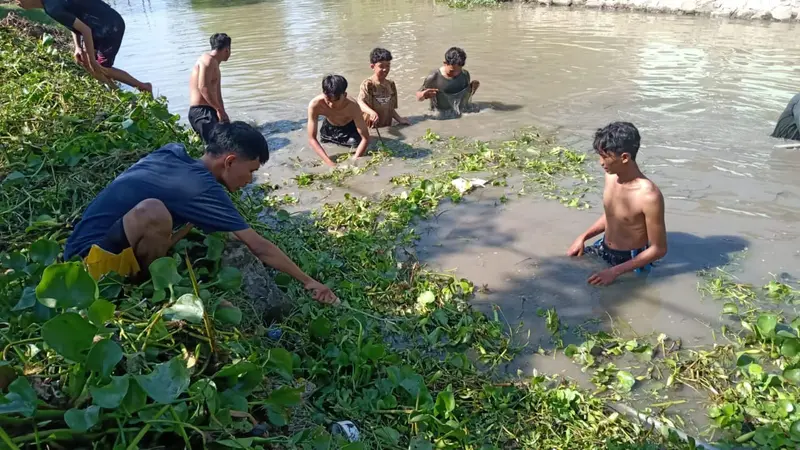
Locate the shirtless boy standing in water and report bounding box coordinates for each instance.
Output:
[189,33,231,143]
[568,122,667,286]
[307,75,370,167]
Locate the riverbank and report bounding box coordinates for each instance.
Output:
[522,0,800,21]
[0,22,688,450]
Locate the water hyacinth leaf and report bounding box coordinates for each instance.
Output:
[265,403,288,426]
[229,366,263,395]
[88,298,116,327]
[216,438,255,448]
[42,312,96,362]
[122,378,147,413]
[736,353,756,367]
[784,368,800,384]
[616,371,636,393]
[36,262,98,309]
[90,375,130,408]
[86,339,123,377]
[434,389,456,417]
[410,437,434,450]
[375,427,401,444]
[0,377,38,417]
[64,405,100,432]
[756,313,778,337]
[163,293,205,324]
[135,358,190,404]
[12,286,37,311]
[214,361,259,379]
[309,316,332,339]
[98,272,124,299]
[30,239,60,265]
[342,444,365,450]
[266,348,293,380]
[722,302,739,315]
[791,420,800,439]
[204,235,225,261]
[215,301,242,325]
[781,339,800,358]
[189,379,219,413]
[267,386,303,407]
[219,390,248,412]
[1,252,27,272]
[149,257,182,302]
[361,343,385,362]
[216,266,242,291]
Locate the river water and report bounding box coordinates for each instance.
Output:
[111,0,800,433]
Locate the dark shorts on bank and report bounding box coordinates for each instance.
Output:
[320,119,361,147]
[584,237,652,274]
[188,105,219,143]
[78,216,130,259]
[94,19,125,68]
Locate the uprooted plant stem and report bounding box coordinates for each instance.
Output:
[0,24,700,450]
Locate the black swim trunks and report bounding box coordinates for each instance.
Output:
[771,93,800,141]
[584,237,651,274]
[320,119,361,147]
[42,0,126,68]
[188,105,219,144]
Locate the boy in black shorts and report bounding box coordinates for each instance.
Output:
[16,0,152,92]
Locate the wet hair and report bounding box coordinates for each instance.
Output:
[210,33,231,51]
[444,47,467,66]
[370,47,393,64]
[593,122,640,160]
[322,74,348,99]
[206,121,269,164]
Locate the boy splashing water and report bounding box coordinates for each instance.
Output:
[568,122,667,286]
[417,46,480,117]
[307,75,370,167]
[358,48,410,128]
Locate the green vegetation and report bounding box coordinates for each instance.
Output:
[442,0,508,9]
[0,24,692,449]
[561,258,800,449]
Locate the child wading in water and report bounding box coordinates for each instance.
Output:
[417,46,480,117]
[358,48,410,128]
[307,75,370,167]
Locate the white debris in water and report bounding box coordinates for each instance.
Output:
[716,206,770,218]
[451,178,488,194]
[712,165,753,177]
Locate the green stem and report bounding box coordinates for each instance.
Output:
[13,427,139,444]
[0,426,21,450]
[2,337,43,361]
[126,404,169,450]
[168,407,193,449]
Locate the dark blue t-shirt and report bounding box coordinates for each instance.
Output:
[64,143,249,259]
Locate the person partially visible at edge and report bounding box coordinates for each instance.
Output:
[307,74,370,167]
[63,121,338,305]
[771,93,800,141]
[16,0,152,93]
[358,47,410,129]
[416,46,480,113]
[189,33,231,144]
[567,122,667,286]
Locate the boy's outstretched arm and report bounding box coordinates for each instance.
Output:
[307,102,335,167]
[568,214,606,256]
[352,111,371,159]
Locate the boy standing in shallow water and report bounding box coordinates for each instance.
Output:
[358,48,410,128]
[417,46,480,115]
[307,75,370,167]
[567,122,667,286]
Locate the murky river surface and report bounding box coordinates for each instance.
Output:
[111,0,800,434]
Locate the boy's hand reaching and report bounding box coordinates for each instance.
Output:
[420,88,438,100]
[304,279,339,305]
[366,110,379,128]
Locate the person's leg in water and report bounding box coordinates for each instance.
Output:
[122,199,173,279]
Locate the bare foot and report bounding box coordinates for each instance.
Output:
[139,82,153,93]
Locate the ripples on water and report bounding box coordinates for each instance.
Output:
[110,0,800,223]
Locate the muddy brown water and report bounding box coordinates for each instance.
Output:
[113,0,800,436]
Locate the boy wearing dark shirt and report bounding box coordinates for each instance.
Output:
[417,46,480,115]
[64,121,337,304]
[358,48,410,128]
[16,0,151,92]
[771,93,800,141]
